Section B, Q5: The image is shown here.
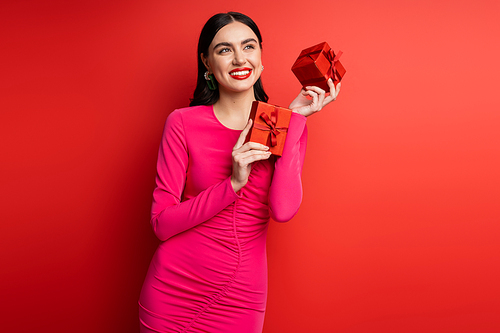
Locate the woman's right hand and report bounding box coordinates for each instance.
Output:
[288,79,341,117]
[231,119,272,192]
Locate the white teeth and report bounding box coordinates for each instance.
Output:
[230,70,250,76]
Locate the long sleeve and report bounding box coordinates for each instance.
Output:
[150,110,240,241]
[268,112,308,222]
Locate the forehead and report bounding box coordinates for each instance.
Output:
[210,21,258,47]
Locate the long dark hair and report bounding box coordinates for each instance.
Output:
[189,12,269,106]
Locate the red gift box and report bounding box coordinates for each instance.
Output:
[291,41,346,92]
[245,101,292,156]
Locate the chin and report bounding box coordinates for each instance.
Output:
[222,81,256,94]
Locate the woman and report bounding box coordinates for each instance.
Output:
[139,12,340,333]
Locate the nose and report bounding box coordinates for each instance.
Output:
[232,49,246,66]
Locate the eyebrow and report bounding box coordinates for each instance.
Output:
[213,38,258,50]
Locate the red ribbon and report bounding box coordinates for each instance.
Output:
[325,49,343,82]
[253,107,288,147]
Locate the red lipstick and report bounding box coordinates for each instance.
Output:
[229,67,252,80]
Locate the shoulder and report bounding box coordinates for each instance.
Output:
[168,105,212,122]
[164,105,211,130]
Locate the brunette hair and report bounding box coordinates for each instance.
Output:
[189,12,269,106]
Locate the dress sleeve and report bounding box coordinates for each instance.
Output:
[268,112,308,222]
[150,110,240,241]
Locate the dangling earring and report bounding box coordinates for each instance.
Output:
[204,71,217,91]
[262,65,264,71]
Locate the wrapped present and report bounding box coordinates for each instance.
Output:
[245,101,292,156]
[291,41,345,91]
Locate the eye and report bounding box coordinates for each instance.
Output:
[244,44,255,50]
[218,47,231,54]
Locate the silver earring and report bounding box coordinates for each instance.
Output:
[262,65,264,71]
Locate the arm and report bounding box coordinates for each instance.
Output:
[269,79,341,222]
[150,110,240,241]
[268,113,308,222]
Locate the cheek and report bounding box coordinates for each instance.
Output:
[212,58,231,73]
[252,52,262,65]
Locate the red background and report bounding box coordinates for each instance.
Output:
[1,0,499,332]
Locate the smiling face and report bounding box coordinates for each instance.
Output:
[202,21,263,96]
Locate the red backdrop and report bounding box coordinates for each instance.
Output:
[1,0,499,332]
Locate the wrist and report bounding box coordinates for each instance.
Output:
[230,177,245,193]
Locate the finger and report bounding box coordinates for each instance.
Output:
[298,90,317,112]
[304,90,319,109]
[301,88,311,96]
[317,87,326,109]
[327,78,335,95]
[335,81,341,96]
[245,141,270,151]
[324,94,334,105]
[305,85,326,95]
[237,148,272,161]
[234,119,253,149]
[324,79,340,104]
[303,89,317,99]
[295,88,310,100]
[323,85,335,104]
[238,151,272,166]
[233,142,269,156]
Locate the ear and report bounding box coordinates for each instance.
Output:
[201,53,210,72]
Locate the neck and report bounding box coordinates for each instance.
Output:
[213,87,256,130]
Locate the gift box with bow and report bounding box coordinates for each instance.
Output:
[245,101,292,156]
[291,41,346,91]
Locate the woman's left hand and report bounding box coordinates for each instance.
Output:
[288,78,341,117]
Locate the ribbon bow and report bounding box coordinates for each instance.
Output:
[325,49,343,82]
[253,107,288,147]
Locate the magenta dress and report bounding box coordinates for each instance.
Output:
[139,105,307,332]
